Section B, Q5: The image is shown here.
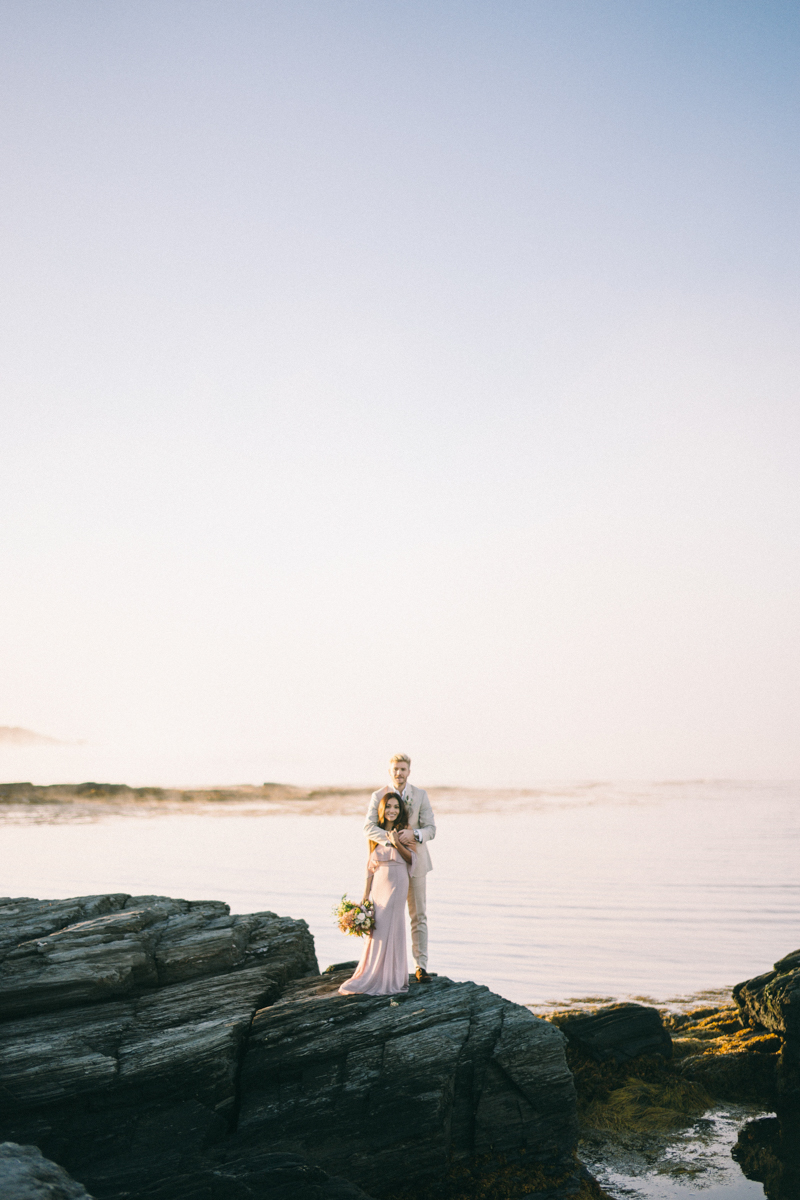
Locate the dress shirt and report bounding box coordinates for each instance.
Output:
[394,786,423,842]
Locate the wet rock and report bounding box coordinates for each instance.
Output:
[732,1116,781,1183]
[679,1047,778,1102]
[0,1139,373,1200]
[733,1114,800,1200]
[735,950,800,1103]
[0,1141,94,1199]
[553,1003,672,1064]
[665,1004,779,1105]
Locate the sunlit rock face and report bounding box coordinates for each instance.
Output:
[0,894,580,1200]
[734,948,800,1097]
[731,950,800,1199]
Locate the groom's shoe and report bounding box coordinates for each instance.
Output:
[415,967,431,983]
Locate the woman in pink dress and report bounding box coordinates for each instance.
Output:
[339,791,417,996]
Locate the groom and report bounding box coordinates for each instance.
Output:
[364,753,436,983]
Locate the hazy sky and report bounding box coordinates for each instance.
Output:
[1,1,799,786]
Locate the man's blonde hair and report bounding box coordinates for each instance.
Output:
[390,753,411,766]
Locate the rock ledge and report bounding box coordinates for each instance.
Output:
[0,894,580,1200]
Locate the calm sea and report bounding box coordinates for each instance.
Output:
[3,778,794,1199]
[1,779,797,1007]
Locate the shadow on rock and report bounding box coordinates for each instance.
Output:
[0,893,600,1200]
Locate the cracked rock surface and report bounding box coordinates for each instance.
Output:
[0,895,579,1200]
[232,969,578,1194]
[0,893,320,1199]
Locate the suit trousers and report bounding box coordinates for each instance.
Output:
[407,870,428,969]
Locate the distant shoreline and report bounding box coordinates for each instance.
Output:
[0,780,620,801]
[0,781,360,822]
[0,780,596,820]
[0,780,361,802]
[3,779,796,824]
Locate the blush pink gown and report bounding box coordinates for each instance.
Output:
[338,840,416,996]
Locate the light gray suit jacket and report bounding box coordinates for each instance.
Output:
[364,782,436,875]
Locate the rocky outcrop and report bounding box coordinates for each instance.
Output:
[0,895,580,1200]
[734,952,800,1038]
[0,892,317,1018]
[232,969,579,1197]
[729,950,800,1199]
[0,894,319,1199]
[679,1044,778,1101]
[734,948,800,1101]
[551,1003,672,1064]
[733,1114,800,1200]
[664,1005,780,1103]
[0,1142,95,1199]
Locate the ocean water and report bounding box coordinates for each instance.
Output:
[582,1103,768,1200]
[1,779,797,1006]
[2,778,793,1200]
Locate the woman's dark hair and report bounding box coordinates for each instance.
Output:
[378,790,409,830]
[369,791,409,852]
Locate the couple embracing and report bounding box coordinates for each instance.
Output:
[339,754,435,996]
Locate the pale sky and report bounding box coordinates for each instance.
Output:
[1,1,798,786]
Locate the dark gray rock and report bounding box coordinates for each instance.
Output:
[0,1140,372,1200]
[732,951,800,1197]
[0,895,580,1200]
[208,1152,377,1199]
[553,1002,672,1064]
[0,895,131,955]
[734,951,800,1042]
[0,894,318,1199]
[0,894,316,1019]
[233,969,578,1195]
[734,950,800,1106]
[0,1141,94,1199]
[733,1114,800,1200]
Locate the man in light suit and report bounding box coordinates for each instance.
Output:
[364,753,436,982]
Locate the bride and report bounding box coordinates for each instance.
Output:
[338,791,417,996]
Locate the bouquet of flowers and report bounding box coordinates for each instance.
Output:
[333,895,375,937]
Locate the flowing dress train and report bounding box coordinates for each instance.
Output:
[338,840,416,996]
